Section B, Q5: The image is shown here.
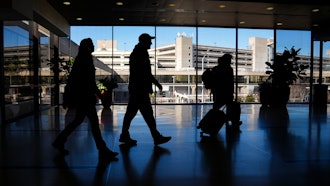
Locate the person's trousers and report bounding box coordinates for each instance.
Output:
[122,93,160,138]
[54,105,107,150]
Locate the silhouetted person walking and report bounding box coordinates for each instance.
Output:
[212,54,234,110]
[212,54,242,130]
[119,33,171,146]
[52,38,118,160]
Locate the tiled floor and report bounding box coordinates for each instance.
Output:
[0,104,330,186]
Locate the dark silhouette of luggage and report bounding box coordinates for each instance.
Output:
[197,108,226,136]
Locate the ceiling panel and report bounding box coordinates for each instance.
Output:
[47,0,330,30]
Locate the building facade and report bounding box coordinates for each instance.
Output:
[93,34,330,103]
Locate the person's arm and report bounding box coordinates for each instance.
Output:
[90,64,103,101]
[230,68,234,93]
[151,76,163,91]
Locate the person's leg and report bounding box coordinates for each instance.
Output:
[86,106,118,159]
[226,101,242,130]
[212,91,223,110]
[139,95,160,138]
[86,106,107,150]
[52,107,86,154]
[121,102,138,134]
[139,94,171,145]
[213,92,228,128]
[119,95,139,144]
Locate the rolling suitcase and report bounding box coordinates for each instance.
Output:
[197,108,226,136]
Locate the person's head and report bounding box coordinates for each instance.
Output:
[79,38,94,54]
[218,53,232,65]
[138,33,155,49]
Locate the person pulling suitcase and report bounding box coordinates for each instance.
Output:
[198,54,242,137]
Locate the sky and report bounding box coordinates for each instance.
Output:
[71,26,271,50]
[70,26,317,55]
[2,25,324,56]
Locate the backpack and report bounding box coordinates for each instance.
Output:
[202,68,214,89]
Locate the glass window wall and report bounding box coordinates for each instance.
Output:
[39,25,51,106]
[3,21,33,121]
[155,26,196,103]
[238,28,273,103]
[2,20,329,123]
[312,40,330,105]
[276,30,311,103]
[198,27,236,103]
[68,26,326,106]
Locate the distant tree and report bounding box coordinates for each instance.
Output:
[245,94,255,102]
[237,96,244,102]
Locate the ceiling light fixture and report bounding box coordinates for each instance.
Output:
[239,21,245,24]
[116,2,124,6]
[63,1,71,6]
[219,5,226,8]
[312,9,319,13]
[276,22,283,26]
[76,17,83,21]
[266,7,274,11]
[169,3,175,7]
[119,18,125,21]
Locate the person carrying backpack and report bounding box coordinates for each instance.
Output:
[211,54,242,130]
[211,53,234,110]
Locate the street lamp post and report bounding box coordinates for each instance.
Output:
[201,56,205,103]
[201,49,209,103]
[172,75,176,101]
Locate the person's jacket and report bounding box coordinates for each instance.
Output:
[128,44,159,95]
[66,54,99,106]
[211,63,234,100]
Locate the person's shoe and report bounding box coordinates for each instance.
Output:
[119,133,137,145]
[99,148,119,162]
[232,121,242,130]
[52,141,69,155]
[154,135,171,146]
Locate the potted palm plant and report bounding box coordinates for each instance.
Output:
[97,76,118,109]
[259,47,309,108]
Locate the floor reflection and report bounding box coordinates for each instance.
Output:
[1,104,330,186]
[119,144,171,186]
